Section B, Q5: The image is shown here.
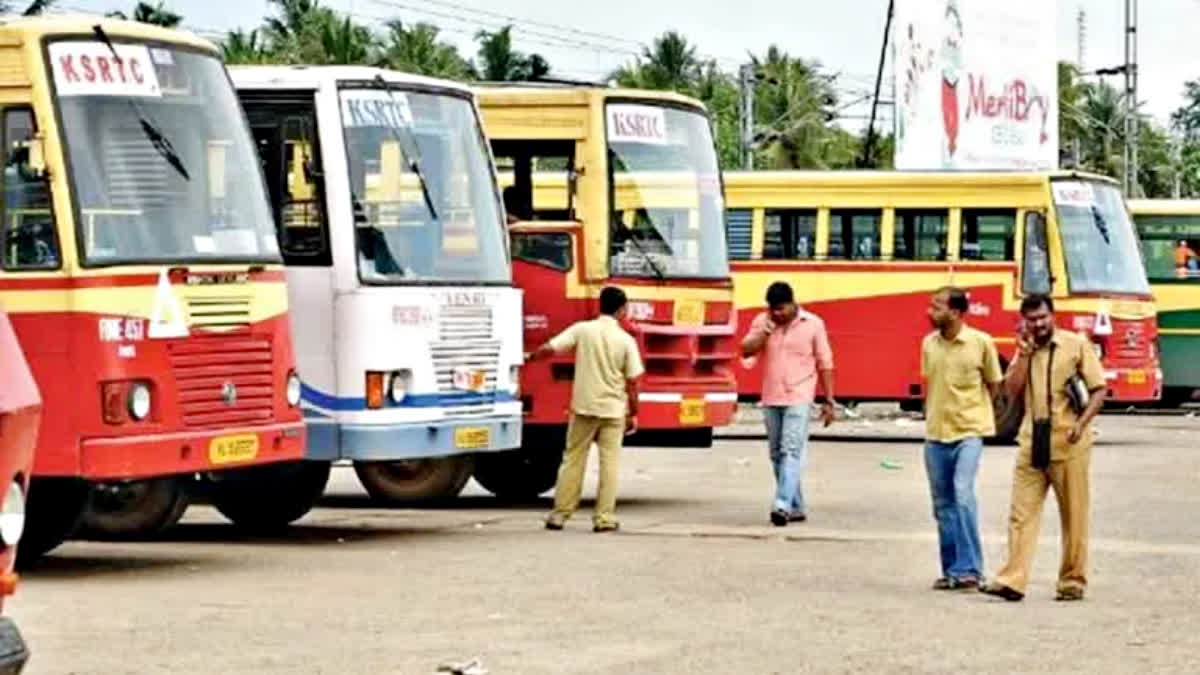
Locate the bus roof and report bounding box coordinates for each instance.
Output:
[229,65,474,96]
[1126,198,1200,215]
[721,169,1119,188]
[473,82,707,113]
[0,14,217,54]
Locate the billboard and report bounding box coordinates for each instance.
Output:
[893,0,1057,170]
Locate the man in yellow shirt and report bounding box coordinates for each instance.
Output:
[921,287,1003,591]
[981,294,1106,602]
[526,287,645,532]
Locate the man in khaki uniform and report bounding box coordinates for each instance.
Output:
[981,294,1106,602]
[526,287,644,532]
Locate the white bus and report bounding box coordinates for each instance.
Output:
[231,66,522,501]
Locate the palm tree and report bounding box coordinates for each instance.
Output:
[473,26,548,81]
[107,2,183,28]
[0,0,55,14]
[611,31,701,91]
[379,20,471,80]
[221,28,271,65]
[748,46,843,169]
[313,14,374,65]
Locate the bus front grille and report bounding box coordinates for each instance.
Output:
[168,336,276,428]
[431,341,501,398]
[184,295,252,331]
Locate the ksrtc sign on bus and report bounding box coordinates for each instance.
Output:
[892,0,1057,170]
[49,41,162,97]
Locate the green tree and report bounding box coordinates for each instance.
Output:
[0,0,54,14]
[378,21,471,80]
[473,26,548,81]
[747,46,845,169]
[221,28,272,65]
[612,31,702,91]
[107,2,183,28]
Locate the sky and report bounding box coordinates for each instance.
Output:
[46,0,1200,130]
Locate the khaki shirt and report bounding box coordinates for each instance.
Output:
[921,326,1004,442]
[1014,329,1106,460]
[549,315,645,419]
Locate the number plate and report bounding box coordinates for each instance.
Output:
[1126,369,1146,385]
[673,299,705,327]
[454,426,491,450]
[679,398,706,425]
[452,367,487,392]
[209,434,259,466]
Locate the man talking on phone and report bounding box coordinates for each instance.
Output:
[980,294,1106,602]
[526,286,644,533]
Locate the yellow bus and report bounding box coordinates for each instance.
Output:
[1127,199,1200,405]
[473,83,737,496]
[723,170,1160,438]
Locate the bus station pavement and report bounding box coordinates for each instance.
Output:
[10,408,1200,674]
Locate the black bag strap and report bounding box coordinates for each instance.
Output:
[1026,341,1056,422]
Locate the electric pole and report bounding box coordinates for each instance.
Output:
[739,63,755,169]
[861,0,895,168]
[1124,0,1139,196]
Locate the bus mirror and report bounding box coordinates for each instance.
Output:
[27,136,46,178]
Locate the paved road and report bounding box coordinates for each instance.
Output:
[10,411,1200,674]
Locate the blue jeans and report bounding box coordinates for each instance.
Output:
[924,437,985,580]
[763,405,812,514]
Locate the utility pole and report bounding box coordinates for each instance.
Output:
[860,0,895,168]
[1124,0,1139,196]
[1076,6,1087,71]
[739,63,756,170]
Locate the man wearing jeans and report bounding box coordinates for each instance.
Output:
[741,282,836,526]
[921,287,1003,590]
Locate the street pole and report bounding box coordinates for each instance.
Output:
[860,0,895,168]
[739,63,755,170]
[1124,0,1139,196]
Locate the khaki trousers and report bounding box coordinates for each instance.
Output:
[994,445,1091,593]
[550,414,625,526]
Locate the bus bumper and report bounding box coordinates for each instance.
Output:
[636,392,738,430]
[305,415,523,461]
[1104,366,1163,402]
[78,421,307,480]
[0,618,28,675]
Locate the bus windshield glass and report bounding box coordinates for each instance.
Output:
[1133,213,1200,281]
[606,103,728,279]
[50,40,278,265]
[1052,179,1151,295]
[340,86,508,284]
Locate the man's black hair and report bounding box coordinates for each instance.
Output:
[1020,293,1054,315]
[937,286,969,313]
[765,281,794,307]
[600,286,628,315]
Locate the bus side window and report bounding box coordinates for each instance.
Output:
[725,208,752,260]
[894,209,948,261]
[2,107,58,270]
[961,209,1016,261]
[511,232,572,271]
[830,209,881,260]
[1022,211,1051,294]
[492,140,575,222]
[763,209,816,260]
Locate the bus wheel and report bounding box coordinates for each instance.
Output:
[81,477,190,541]
[991,390,1023,445]
[353,456,474,503]
[472,426,564,501]
[210,461,331,532]
[17,478,91,568]
[1161,387,1195,408]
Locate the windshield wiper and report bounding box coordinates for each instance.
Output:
[92,25,190,182]
[1090,205,1111,245]
[620,227,666,281]
[372,75,437,221]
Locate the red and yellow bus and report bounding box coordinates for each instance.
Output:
[723,170,1160,438]
[0,308,39,669]
[0,17,318,561]
[474,84,738,497]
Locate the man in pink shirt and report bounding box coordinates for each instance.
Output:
[741,282,837,526]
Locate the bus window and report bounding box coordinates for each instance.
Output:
[725,208,752,260]
[894,209,948,261]
[2,108,57,270]
[1022,211,1051,295]
[830,209,881,260]
[962,209,1016,261]
[763,209,816,260]
[1135,214,1200,280]
[512,231,572,271]
[492,140,574,222]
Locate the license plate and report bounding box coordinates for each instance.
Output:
[679,398,706,425]
[209,434,259,466]
[454,426,491,450]
[1127,369,1146,385]
[673,299,705,327]
[452,367,487,392]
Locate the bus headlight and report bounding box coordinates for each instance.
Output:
[128,382,152,421]
[509,365,521,395]
[0,481,26,547]
[389,370,411,404]
[286,371,302,407]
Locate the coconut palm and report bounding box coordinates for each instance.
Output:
[107,2,183,28]
[379,21,471,80]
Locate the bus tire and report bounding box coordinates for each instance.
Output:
[353,456,474,503]
[17,478,91,568]
[990,390,1023,445]
[210,461,330,532]
[1161,387,1195,408]
[80,477,190,541]
[472,427,564,500]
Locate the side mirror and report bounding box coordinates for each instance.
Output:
[27,136,47,178]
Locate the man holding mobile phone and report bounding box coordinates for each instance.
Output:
[980,294,1106,602]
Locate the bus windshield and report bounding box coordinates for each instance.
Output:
[340,86,508,285]
[606,103,728,279]
[1052,179,1151,295]
[50,40,278,265]
[1133,213,1200,281]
